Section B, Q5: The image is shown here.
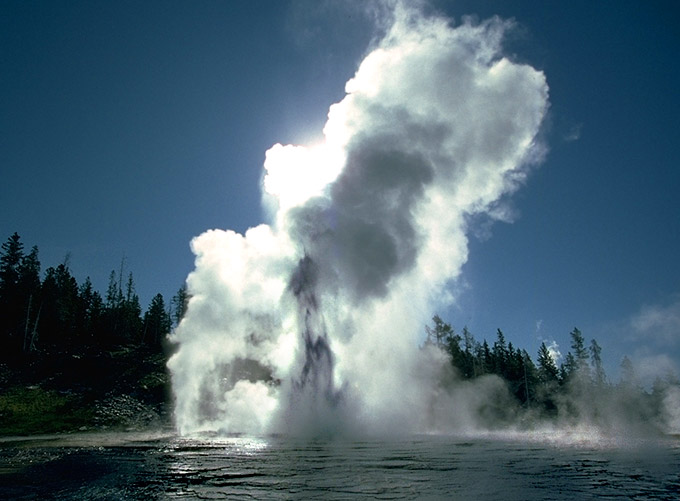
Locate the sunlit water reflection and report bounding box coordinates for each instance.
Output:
[1,431,678,499]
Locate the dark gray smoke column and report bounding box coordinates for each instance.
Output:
[281,254,352,435]
[168,4,549,436]
[289,255,337,398]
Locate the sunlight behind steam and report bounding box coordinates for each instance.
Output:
[168,4,548,437]
[263,142,345,213]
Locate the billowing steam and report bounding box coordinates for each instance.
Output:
[168,5,548,436]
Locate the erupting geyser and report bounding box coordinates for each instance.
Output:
[168,4,549,436]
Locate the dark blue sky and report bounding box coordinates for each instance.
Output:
[2,1,678,381]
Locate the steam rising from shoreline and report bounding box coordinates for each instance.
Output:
[168,5,549,436]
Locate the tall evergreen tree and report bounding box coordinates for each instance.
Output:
[120,272,142,342]
[18,246,41,297]
[472,340,487,376]
[0,233,25,353]
[506,342,520,381]
[125,272,135,303]
[537,342,559,383]
[106,269,121,309]
[171,284,189,327]
[481,339,493,374]
[77,277,104,341]
[40,263,79,346]
[536,342,560,413]
[492,329,508,376]
[569,328,589,373]
[461,326,477,378]
[103,269,142,343]
[0,232,23,296]
[426,315,454,348]
[143,293,171,347]
[590,338,606,386]
[520,349,538,406]
[560,351,576,383]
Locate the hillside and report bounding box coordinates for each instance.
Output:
[0,345,172,435]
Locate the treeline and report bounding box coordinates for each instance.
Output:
[426,314,680,427]
[0,232,188,359]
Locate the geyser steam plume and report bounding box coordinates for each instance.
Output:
[168,5,549,436]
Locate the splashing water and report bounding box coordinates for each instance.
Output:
[168,4,549,436]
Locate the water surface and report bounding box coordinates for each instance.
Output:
[1,431,678,499]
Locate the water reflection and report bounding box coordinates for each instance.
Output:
[1,432,678,499]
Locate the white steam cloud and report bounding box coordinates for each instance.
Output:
[168,5,548,436]
[630,296,680,349]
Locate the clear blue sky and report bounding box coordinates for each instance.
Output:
[2,1,678,382]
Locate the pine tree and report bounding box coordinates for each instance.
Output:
[103,269,142,343]
[521,350,538,406]
[106,269,121,309]
[481,339,493,374]
[492,329,508,376]
[0,232,24,297]
[77,277,104,341]
[559,328,590,386]
[143,293,171,347]
[171,284,189,327]
[0,233,25,353]
[426,315,454,348]
[18,246,41,297]
[536,342,560,414]
[40,263,79,346]
[120,272,142,342]
[570,328,589,374]
[506,342,520,382]
[125,272,135,303]
[537,342,559,383]
[589,338,606,386]
[560,351,577,383]
[473,340,487,376]
[461,326,477,378]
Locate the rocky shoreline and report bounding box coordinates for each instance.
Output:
[0,345,173,435]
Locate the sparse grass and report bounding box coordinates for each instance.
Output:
[0,386,93,435]
[0,345,171,436]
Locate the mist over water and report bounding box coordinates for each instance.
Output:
[168,4,549,436]
[2,433,678,499]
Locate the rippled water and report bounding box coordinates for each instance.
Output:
[1,431,678,499]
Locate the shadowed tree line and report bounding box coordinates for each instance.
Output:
[0,232,188,359]
[426,314,680,431]
[3,232,678,434]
